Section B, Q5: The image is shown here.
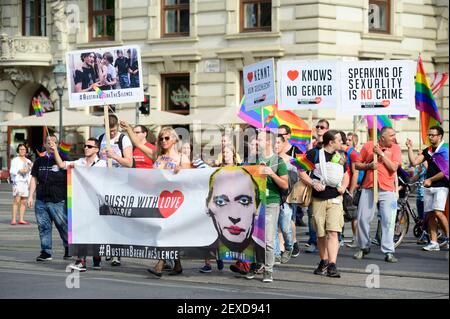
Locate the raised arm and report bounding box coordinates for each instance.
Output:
[119,120,157,160]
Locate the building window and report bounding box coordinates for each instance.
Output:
[22,0,46,36]
[162,0,190,37]
[240,0,271,33]
[89,0,115,41]
[162,74,190,115]
[369,0,390,33]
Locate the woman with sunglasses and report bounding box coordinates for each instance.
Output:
[120,121,190,276]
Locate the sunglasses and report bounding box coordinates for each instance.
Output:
[159,136,171,142]
[428,134,440,137]
[84,144,97,149]
[316,125,327,130]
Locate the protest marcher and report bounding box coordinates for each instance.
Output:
[410,161,429,244]
[132,125,156,169]
[245,130,288,283]
[120,121,190,277]
[74,52,96,93]
[354,127,402,263]
[215,134,242,165]
[10,144,33,225]
[299,130,349,278]
[52,138,107,272]
[406,126,449,251]
[27,135,70,261]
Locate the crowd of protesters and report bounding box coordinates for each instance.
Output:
[12,113,449,283]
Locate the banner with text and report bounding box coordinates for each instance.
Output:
[278,60,338,110]
[69,166,266,262]
[243,59,276,111]
[66,45,144,108]
[338,60,415,116]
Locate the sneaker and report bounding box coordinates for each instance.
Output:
[291,242,300,257]
[384,253,398,263]
[416,231,429,245]
[353,248,370,260]
[230,261,250,275]
[216,259,224,271]
[305,244,318,253]
[371,238,381,246]
[339,240,345,247]
[63,247,71,260]
[111,256,121,266]
[245,263,262,280]
[326,263,341,278]
[346,240,358,248]
[281,249,292,264]
[313,259,329,275]
[36,251,52,261]
[163,260,174,271]
[274,255,281,265]
[423,241,440,251]
[199,264,212,273]
[93,257,102,270]
[262,270,273,283]
[439,238,449,248]
[69,258,87,272]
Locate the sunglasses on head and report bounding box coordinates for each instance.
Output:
[84,144,97,149]
[159,136,171,142]
[316,125,327,130]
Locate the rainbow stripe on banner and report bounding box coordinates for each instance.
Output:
[93,83,107,99]
[32,97,44,117]
[290,154,315,172]
[67,167,72,244]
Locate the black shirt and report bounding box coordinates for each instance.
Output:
[285,145,303,157]
[306,148,345,200]
[74,66,96,90]
[114,57,129,75]
[422,147,448,188]
[31,155,67,203]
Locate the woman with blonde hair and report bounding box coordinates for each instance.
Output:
[120,121,190,276]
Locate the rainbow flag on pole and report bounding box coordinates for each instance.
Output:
[58,141,72,159]
[92,83,107,99]
[415,56,442,145]
[289,128,312,153]
[290,154,315,172]
[32,97,44,117]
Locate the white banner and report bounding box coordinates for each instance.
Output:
[69,166,266,261]
[243,59,276,111]
[66,45,144,108]
[338,60,415,116]
[278,60,338,110]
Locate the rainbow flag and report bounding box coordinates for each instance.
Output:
[58,141,72,159]
[290,154,315,172]
[289,128,312,153]
[238,96,309,132]
[431,142,449,180]
[415,56,442,145]
[365,115,393,132]
[32,97,44,117]
[92,83,107,99]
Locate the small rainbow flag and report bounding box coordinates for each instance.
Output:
[32,97,44,117]
[290,154,315,172]
[289,128,312,153]
[92,83,107,99]
[58,141,72,159]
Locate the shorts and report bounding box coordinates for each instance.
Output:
[311,196,344,238]
[12,181,29,197]
[424,187,449,213]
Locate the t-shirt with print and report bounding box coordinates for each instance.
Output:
[306,148,346,200]
[31,155,67,203]
[256,154,288,204]
[133,142,156,168]
[422,147,448,188]
[98,133,132,168]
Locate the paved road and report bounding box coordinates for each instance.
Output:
[0,184,448,300]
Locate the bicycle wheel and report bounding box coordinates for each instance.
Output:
[394,207,410,248]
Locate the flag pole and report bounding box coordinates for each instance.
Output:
[373,115,378,204]
[103,103,112,168]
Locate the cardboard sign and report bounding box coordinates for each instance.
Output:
[339,60,415,116]
[243,59,276,111]
[278,60,338,110]
[66,45,144,108]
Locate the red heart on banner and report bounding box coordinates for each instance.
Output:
[315,97,322,104]
[287,70,299,81]
[382,100,390,107]
[247,72,254,82]
[158,190,184,218]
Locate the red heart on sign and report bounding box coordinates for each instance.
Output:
[315,97,322,104]
[158,190,184,218]
[287,70,299,81]
[382,100,390,107]
[247,72,254,83]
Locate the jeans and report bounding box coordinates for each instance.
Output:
[416,198,424,221]
[118,74,130,89]
[275,204,294,256]
[307,205,317,245]
[35,200,68,255]
[265,204,280,272]
[130,74,139,88]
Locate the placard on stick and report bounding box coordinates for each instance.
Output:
[243,59,276,111]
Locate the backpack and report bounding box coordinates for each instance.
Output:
[99,133,136,168]
[346,147,365,185]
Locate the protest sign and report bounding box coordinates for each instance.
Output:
[339,60,415,116]
[68,166,266,262]
[243,59,276,111]
[66,45,144,108]
[278,60,338,110]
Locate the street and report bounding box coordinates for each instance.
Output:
[0,183,448,300]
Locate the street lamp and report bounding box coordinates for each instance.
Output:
[53,59,66,140]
